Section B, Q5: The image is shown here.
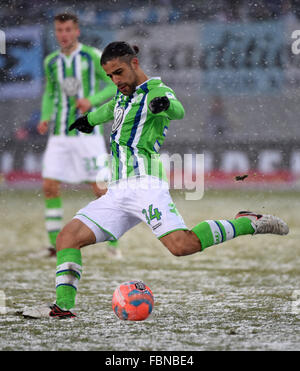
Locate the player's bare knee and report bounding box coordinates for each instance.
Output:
[169,246,185,257]
[166,237,187,257]
[56,224,81,251]
[42,183,52,198]
[43,179,60,198]
[95,187,107,198]
[57,219,96,251]
[56,228,77,251]
[162,230,200,257]
[91,182,107,198]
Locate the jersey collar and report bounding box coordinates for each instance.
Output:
[60,43,82,63]
[135,77,161,92]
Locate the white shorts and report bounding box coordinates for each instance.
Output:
[42,135,110,183]
[74,176,188,241]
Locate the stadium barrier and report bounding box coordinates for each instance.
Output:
[1,140,299,191]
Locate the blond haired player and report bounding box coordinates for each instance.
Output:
[38,13,118,256]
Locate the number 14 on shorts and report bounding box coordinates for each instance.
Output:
[142,204,162,225]
[142,203,180,225]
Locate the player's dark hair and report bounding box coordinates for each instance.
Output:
[100,41,139,65]
[54,12,79,25]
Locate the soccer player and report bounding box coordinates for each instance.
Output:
[37,13,118,256]
[23,41,289,318]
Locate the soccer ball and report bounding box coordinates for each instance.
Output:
[112,280,154,321]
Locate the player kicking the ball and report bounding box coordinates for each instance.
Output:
[37,13,120,257]
[23,41,289,319]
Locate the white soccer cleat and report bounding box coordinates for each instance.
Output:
[22,303,76,319]
[235,211,289,236]
[22,303,52,318]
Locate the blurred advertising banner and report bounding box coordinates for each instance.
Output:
[0,26,43,100]
[0,19,299,100]
[1,19,300,190]
[118,23,202,89]
[118,19,300,95]
[1,142,299,190]
[0,30,5,55]
[200,21,285,95]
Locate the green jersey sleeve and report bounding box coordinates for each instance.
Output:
[86,48,116,106]
[87,98,116,126]
[40,58,55,121]
[147,86,185,120]
[87,69,116,106]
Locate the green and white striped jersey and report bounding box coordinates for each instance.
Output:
[41,43,116,137]
[88,77,185,182]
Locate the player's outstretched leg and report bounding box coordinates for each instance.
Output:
[192,210,288,252]
[161,211,289,256]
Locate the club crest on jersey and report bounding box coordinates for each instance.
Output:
[112,106,125,133]
[62,77,81,96]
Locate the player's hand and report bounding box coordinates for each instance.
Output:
[69,115,94,133]
[37,121,49,135]
[148,96,170,114]
[76,98,92,114]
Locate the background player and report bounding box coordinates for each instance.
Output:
[23,42,289,318]
[37,13,119,256]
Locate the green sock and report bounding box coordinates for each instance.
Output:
[192,217,255,251]
[56,248,82,311]
[45,197,63,248]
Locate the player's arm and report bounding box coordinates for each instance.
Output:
[148,87,185,120]
[76,49,116,113]
[86,51,117,107]
[88,98,115,124]
[87,71,116,107]
[69,98,115,133]
[77,77,116,113]
[38,60,55,134]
